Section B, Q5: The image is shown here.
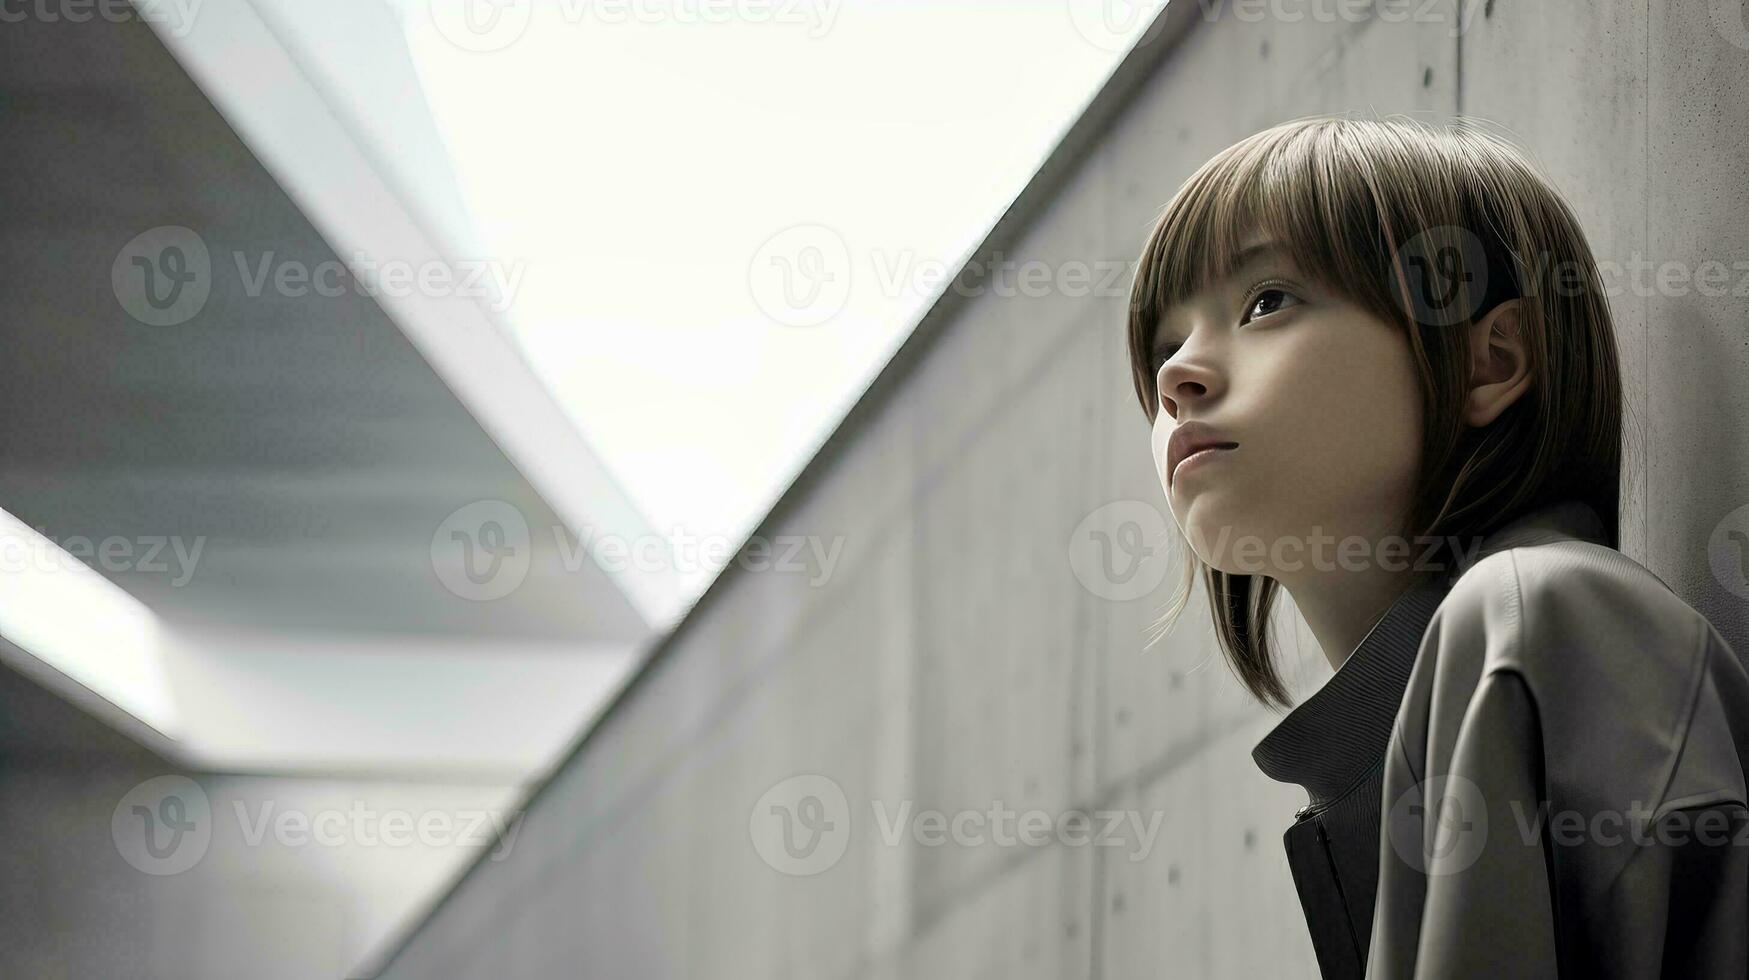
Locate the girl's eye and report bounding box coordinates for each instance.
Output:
[1241,285,1303,324]
[1151,281,1300,373]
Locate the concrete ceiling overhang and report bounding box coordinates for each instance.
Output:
[0,3,678,780]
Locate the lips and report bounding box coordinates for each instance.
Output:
[1165,421,1240,487]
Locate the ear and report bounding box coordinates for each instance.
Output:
[1462,298,1533,428]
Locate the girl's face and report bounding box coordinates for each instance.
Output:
[1147,238,1424,578]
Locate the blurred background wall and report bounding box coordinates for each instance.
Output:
[4,1,1748,978]
[0,664,519,977]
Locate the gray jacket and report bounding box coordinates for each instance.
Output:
[1256,499,1749,977]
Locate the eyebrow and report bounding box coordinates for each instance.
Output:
[1149,240,1290,354]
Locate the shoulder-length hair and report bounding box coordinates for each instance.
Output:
[1126,115,1626,710]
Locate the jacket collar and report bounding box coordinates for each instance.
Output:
[1250,498,1608,808]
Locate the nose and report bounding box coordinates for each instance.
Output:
[1157,355,1221,421]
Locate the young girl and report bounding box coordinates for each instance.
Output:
[1126,116,1749,978]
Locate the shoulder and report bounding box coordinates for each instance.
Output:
[1413,538,1749,816]
[1434,537,1708,679]
[1421,538,1749,764]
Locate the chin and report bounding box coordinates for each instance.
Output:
[1170,490,1253,574]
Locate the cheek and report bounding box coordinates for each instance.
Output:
[1270,326,1423,503]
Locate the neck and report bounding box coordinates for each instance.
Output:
[1278,564,1430,673]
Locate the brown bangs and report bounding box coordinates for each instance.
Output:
[1126,119,1432,422]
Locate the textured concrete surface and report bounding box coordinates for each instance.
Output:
[0,660,519,978]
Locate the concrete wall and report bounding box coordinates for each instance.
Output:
[328,3,1749,978]
[0,661,520,978]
